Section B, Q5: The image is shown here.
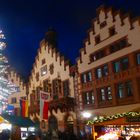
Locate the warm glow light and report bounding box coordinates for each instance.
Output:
[28,127,35,132]
[21,127,27,131]
[82,112,91,118]
[97,133,118,140]
[0,123,12,132]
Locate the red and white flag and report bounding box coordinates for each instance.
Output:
[40,91,50,120]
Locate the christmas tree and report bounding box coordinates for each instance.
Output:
[0,30,16,113]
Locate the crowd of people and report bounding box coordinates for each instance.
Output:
[1,129,140,140]
[0,129,79,140]
[0,129,10,140]
[40,130,78,140]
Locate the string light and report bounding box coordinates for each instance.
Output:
[0,29,17,113]
[87,112,140,125]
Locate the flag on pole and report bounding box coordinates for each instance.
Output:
[40,91,50,120]
[20,99,28,117]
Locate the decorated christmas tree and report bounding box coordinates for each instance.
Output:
[0,30,16,114]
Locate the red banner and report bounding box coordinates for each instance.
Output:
[40,91,50,120]
[43,101,49,120]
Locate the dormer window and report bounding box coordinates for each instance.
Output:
[36,72,39,81]
[100,21,107,29]
[109,26,116,36]
[49,63,54,75]
[42,58,46,65]
[95,35,100,44]
[90,49,105,62]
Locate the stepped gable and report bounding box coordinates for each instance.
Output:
[29,29,71,85]
[76,5,140,65]
[8,68,26,88]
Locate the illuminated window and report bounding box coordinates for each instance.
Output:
[87,72,92,82]
[97,86,112,102]
[117,83,124,98]
[84,91,94,105]
[96,64,109,79]
[41,65,47,76]
[81,71,92,83]
[103,65,109,76]
[96,68,102,78]
[107,86,112,100]
[83,74,86,83]
[100,88,105,101]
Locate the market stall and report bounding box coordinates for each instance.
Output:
[1,114,37,140]
[87,111,140,140]
[0,116,11,132]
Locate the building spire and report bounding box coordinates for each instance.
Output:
[45,27,57,48]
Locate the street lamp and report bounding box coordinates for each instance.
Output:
[82,112,91,119]
[82,112,92,140]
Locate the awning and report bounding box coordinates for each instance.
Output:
[0,116,5,123]
[1,114,36,127]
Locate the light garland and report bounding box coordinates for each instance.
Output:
[87,112,140,125]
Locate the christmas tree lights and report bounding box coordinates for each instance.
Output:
[0,30,16,113]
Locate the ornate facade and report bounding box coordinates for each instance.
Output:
[76,5,140,124]
[7,5,140,136]
[7,69,27,116]
[28,29,77,133]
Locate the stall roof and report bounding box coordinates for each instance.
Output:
[1,114,36,127]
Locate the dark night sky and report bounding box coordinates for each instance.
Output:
[0,0,140,77]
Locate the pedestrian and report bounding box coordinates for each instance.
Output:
[26,135,40,140]
[0,129,10,140]
[69,132,78,140]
